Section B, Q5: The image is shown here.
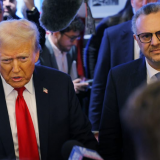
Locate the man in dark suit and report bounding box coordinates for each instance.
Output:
[39,16,88,94]
[99,2,160,160]
[89,0,160,136]
[0,19,97,160]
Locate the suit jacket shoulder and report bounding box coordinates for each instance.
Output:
[105,20,132,35]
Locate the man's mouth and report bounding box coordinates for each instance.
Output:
[150,49,160,53]
[12,77,22,82]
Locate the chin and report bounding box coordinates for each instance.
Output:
[8,81,27,89]
[3,13,9,17]
[151,58,160,63]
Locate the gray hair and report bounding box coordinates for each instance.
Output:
[132,2,160,34]
[0,19,40,53]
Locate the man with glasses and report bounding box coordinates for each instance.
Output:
[99,2,160,160]
[89,0,160,140]
[39,16,89,94]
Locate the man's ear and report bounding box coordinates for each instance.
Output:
[133,34,138,42]
[54,32,61,38]
[130,0,134,8]
[35,50,40,63]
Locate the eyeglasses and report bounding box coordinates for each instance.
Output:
[63,33,80,42]
[137,31,160,43]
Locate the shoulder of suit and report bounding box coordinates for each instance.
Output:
[104,20,132,33]
[111,58,144,73]
[35,65,70,79]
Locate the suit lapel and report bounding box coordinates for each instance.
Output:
[33,67,49,160]
[0,78,15,159]
[120,21,134,62]
[46,38,59,69]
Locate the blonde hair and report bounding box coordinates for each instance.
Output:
[0,19,40,53]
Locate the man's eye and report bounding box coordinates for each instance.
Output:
[19,57,27,61]
[1,59,12,63]
[142,34,150,39]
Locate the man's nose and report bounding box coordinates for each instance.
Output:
[12,59,20,73]
[151,34,160,46]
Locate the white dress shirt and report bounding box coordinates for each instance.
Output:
[48,35,68,74]
[1,75,41,159]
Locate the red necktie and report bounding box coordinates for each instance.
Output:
[15,87,39,160]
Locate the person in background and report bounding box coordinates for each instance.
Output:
[3,0,46,47]
[84,0,133,79]
[0,19,97,160]
[122,80,160,160]
[89,0,159,139]
[99,2,160,160]
[39,16,89,94]
[3,0,18,19]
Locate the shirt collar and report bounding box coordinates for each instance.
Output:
[1,74,34,97]
[145,58,160,79]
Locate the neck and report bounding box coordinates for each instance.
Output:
[147,59,160,71]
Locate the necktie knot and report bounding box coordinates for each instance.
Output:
[155,72,160,80]
[15,87,25,97]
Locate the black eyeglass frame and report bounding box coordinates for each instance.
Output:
[137,31,160,43]
[63,33,80,42]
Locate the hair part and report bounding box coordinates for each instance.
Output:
[132,2,160,34]
[0,19,40,53]
[59,16,84,34]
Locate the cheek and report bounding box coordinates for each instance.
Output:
[0,64,11,79]
[0,64,11,73]
[140,44,150,54]
[23,62,35,76]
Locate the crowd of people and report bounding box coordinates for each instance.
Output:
[1,0,160,160]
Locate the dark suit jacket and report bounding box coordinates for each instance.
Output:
[39,38,77,75]
[0,65,97,160]
[99,58,147,160]
[89,20,134,130]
